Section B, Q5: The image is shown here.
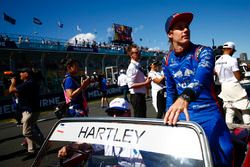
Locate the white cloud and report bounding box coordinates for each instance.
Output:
[148,47,160,51]
[68,33,96,44]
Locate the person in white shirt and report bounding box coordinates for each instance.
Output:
[117,69,129,102]
[148,60,166,118]
[126,44,151,118]
[214,41,250,124]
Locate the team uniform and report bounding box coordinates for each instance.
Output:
[63,73,88,117]
[215,54,250,124]
[163,43,233,167]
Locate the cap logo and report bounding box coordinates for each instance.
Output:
[173,13,180,18]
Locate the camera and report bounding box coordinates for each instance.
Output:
[3,71,22,88]
[80,74,89,81]
[4,71,18,78]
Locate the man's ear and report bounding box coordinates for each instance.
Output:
[168,31,173,39]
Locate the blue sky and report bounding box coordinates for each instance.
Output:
[0,0,250,58]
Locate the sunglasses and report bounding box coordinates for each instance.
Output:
[131,51,140,54]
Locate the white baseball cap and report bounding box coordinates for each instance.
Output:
[108,98,129,111]
[105,98,130,117]
[223,42,236,50]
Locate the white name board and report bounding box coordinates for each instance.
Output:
[50,122,203,160]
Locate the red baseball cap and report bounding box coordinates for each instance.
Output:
[165,12,193,33]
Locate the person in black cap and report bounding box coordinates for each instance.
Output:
[9,67,44,156]
[162,12,233,166]
[148,60,166,119]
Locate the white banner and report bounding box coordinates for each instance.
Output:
[50,122,203,160]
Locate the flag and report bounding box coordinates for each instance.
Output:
[33,17,42,25]
[58,21,63,28]
[76,25,81,32]
[3,13,16,25]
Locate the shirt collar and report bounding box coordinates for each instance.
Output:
[131,59,140,66]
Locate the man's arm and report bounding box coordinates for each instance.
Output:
[130,77,151,88]
[164,64,177,110]
[164,47,214,125]
[127,66,151,89]
[233,71,242,81]
[9,78,18,94]
[182,47,215,100]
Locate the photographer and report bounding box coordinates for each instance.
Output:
[61,57,91,117]
[4,71,23,125]
[9,67,44,156]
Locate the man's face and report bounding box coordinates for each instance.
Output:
[20,71,29,80]
[68,63,80,75]
[130,47,140,62]
[168,21,190,45]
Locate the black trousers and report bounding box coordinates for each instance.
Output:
[156,88,166,119]
[130,93,146,118]
[120,85,129,102]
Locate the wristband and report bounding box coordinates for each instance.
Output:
[180,88,195,102]
[180,94,191,102]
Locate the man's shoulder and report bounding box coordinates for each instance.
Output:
[222,54,236,61]
[64,76,73,83]
[193,43,211,49]
[194,44,213,55]
[127,62,134,68]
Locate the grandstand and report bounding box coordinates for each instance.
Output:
[0,32,165,119]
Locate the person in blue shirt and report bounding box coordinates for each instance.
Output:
[62,58,90,117]
[98,73,109,108]
[163,12,233,167]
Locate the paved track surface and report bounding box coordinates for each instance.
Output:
[0,96,157,167]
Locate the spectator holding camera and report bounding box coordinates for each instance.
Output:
[9,67,44,155]
[61,58,90,117]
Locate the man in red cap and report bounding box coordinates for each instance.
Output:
[163,12,233,166]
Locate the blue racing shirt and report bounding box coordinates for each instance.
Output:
[163,43,220,120]
[163,43,233,167]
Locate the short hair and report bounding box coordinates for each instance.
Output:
[61,57,78,71]
[126,44,138,55]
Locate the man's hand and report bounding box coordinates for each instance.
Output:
[58,146,68,158]
[81,77,91,89]
[9,78,17,94]
[10,77,16,85]
[164,97,189,125]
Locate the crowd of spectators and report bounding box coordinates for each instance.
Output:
[0,34,17,48]
[0,33,167,55]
